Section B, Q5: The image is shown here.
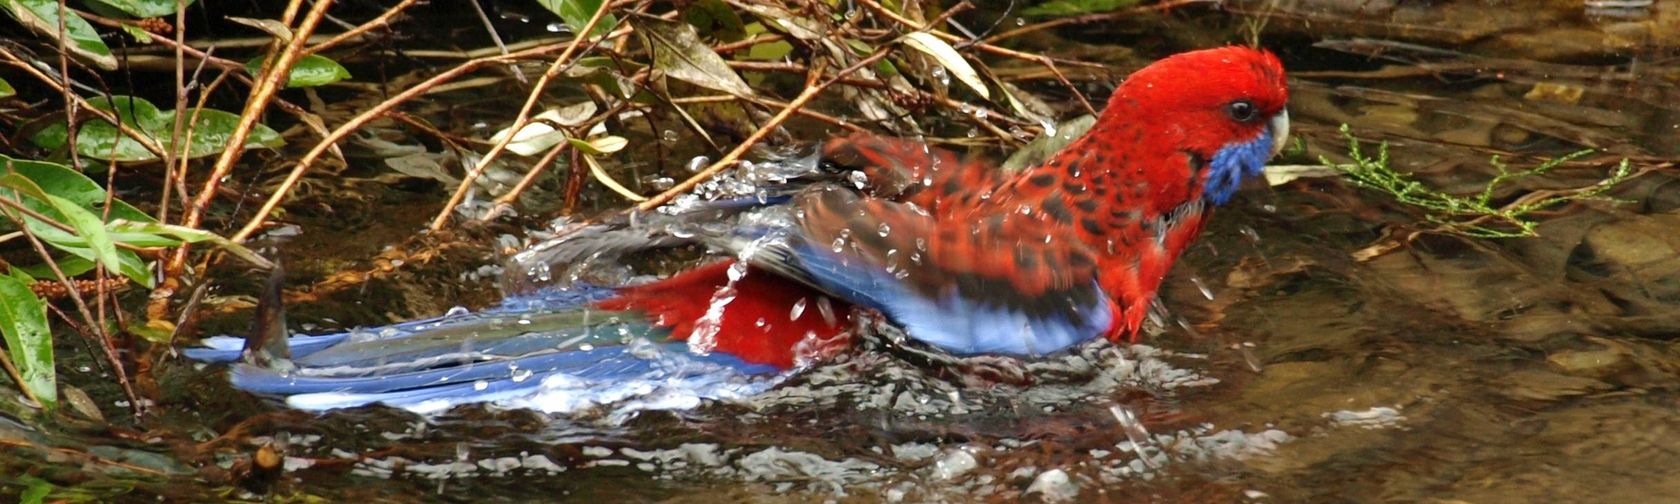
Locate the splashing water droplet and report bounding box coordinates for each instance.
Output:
[661,129,679,143]
[931,65,949,86]
[512,368,534,383]
[644,176,675,190]
[1234,342,1264,373]
[473,380,490,391]
[691,236,778,354]
[1110,405,1160,469]
[816,296,838,326]
[877,223,892,237]
[1239,225,1261,243]
[789,297,808,320]
[1189,276,1214,301]
[686,156,710,173]
[848,170,870,189]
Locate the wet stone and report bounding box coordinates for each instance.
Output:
[1496,369,1614,402]
[1571,212,1680,308]
[1546,342,1634,380]
[1578,213,1680,270]
[1026,468,1079,502]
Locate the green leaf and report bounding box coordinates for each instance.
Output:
[536,0,617,38]
[900,32,989,99]
[81,0,194,18]
[28,95,284,161]
[744,38,794,61]
[563,57,641,98]
[0,0,117,70]
[0,172,137,284]
[116,23,154,43]
[11,256,94,279]
[0,154,154,224]
[1021,0,1140,17]
[107,220,274,270]
[682,0,746,41]
[244,54,352,88]
[732,4,822,40]
[567,135,627,155]
[111,247,152,287]
[0,77,14,99]
[0,271,54,408]
[633,15,755,96]
[31,241,153,287]
[43,194,121,278]
[0,171,78,236]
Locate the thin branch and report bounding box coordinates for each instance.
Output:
[227,42,575,242]
[426,0,619,231]
[636,46,898,212]
[304,0,423,55]
[174,0,336,260]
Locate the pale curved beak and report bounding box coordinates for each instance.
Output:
[1263,109,1290,158]
[1269,109,1291,158]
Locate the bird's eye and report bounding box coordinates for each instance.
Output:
[1226,100,1258,122]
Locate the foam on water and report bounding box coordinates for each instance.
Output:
[254,322,1326,499]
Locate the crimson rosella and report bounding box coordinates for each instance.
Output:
[189,46,1289,412]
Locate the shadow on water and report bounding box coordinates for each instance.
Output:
[5,1,1680,501]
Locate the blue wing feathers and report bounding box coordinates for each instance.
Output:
[788,242,1111,356]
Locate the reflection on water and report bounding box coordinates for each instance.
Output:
[6,1,1680,502]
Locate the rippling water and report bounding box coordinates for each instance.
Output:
[6,1,1680,502]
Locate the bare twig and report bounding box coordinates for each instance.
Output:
[467,0,527,83]
[304,0,423,55]
[173,0,336,275]
[636,47,898,211]
[0,345,40,406]
[858,0,1100,116]
[426,0,619,231]
[227,42,575,242]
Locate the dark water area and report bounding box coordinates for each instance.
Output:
[5,1,1680,502]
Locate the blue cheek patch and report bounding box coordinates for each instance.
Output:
[1203,128,1274,206]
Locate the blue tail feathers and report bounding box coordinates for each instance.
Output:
[187,288,784,413]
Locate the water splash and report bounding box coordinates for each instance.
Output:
[1188,275,1215,301]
